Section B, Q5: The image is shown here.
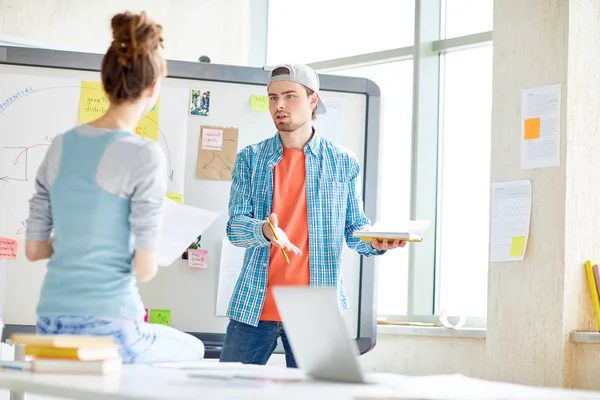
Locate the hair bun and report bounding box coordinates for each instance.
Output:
[110,11,163,67]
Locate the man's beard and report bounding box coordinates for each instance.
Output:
[276,118,308,132]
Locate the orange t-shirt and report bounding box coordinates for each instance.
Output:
[260,148,310,321]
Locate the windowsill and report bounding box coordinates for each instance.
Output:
[377,324,486,339]
[570,330,600,343]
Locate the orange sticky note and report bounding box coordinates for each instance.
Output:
[524,118,540,140]
[0,238,17,259]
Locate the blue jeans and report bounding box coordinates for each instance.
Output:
[36,316,205,364]
[219,320,297,368]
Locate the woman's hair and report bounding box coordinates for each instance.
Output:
[101,11,167,103]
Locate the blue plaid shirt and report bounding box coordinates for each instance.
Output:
[226,133,384,327]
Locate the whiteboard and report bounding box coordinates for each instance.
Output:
[0,46,382,354]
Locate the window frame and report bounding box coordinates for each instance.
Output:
[263,0,493,328]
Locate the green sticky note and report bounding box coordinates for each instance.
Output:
[149,309,171,326]
[509,236,526,257]
[250,95,269,111]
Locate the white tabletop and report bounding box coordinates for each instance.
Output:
[0,362,598,400]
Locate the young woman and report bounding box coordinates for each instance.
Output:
[25,11,205,364]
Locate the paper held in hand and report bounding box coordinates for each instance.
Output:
[352,220,431,243]
[157,198,221,266]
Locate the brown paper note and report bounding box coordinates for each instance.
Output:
[197,125,239,181]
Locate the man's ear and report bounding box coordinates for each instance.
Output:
[310,92,319,110]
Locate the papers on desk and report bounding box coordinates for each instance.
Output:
[352,220,431,243]
[215,237,246,316]
[157,198,220,267]
[489,180,532,262]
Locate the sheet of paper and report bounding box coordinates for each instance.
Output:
[215,237,246,317]
[489,180,532,262]
[197,125,239,181]
[521,83,561,169]
[157,198,220,266]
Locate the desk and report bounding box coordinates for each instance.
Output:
[0,364,599,400]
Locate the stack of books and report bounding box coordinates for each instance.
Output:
[6,334,122,374]
[585,260,600,331]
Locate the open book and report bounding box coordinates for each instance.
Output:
[352,220,431,243]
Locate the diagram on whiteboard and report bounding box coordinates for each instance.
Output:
[0,75,187,194]
[0,72,189,245]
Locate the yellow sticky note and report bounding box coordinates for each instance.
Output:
[524,117,541,140]
[166,193,183,204]
[78,81,160,142]
[78,81,109,124]
[250,95,269,111]
[509,236,526,257]
[135,99,160,142]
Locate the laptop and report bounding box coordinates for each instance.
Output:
[272,286,372,384]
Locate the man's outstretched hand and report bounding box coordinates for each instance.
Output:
[262,213,302,255]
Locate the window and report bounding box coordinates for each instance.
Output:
[267,0,415,65]
[266,0,494,322]
[436,45,493,317]
[334,61,414,315]
[443,0,494,39]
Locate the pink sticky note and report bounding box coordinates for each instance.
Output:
[188,249,208,268]
[144,308,149,322]
[0,238,17,259]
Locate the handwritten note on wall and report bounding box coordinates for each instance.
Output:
[197,125,239,181]
[77,81,160,141]
[202,128,224,151]
[78,81,109,124]
[0,238,17,259]
[250,95,269,111]
[188,249,208,268]
[149,309,171,326]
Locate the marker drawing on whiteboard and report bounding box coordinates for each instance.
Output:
[0,85,176,182]
[1,143,50,183]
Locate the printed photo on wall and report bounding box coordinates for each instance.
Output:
[190,90,210,116]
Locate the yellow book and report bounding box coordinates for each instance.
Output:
[25,345,120,361]
[11,334,115,348]
[584,260,600,331]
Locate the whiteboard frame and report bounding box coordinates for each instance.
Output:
[0,45,383,356]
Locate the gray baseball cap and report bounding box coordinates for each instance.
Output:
[267,63,327,114]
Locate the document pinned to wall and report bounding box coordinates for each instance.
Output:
[197,125,239,181]
[521,83,561,169]
[215,237,246,317]
[489,180,532,262]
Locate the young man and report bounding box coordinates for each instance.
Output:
[220,63,405,367]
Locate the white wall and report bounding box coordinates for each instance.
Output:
[358,0,600,391]
[0,0,255,65]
